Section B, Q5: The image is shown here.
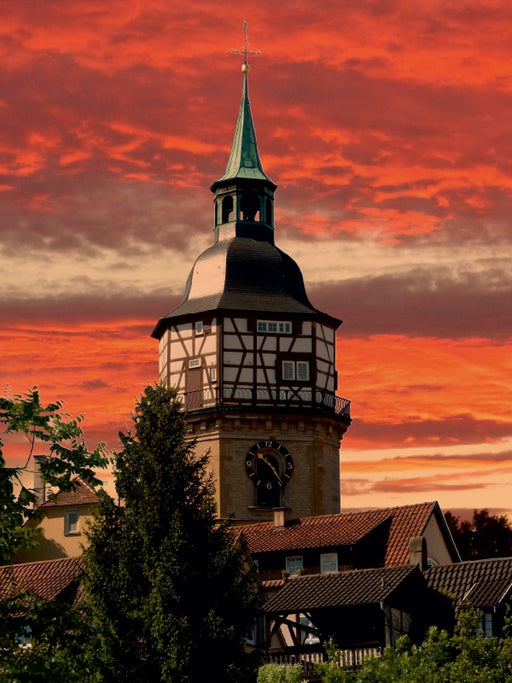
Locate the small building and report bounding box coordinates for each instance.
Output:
[425,556,512,638]
[14,477,101,563]
[237,501,460,585]
[262,565,452,668]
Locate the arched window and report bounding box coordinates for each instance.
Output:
[222,195,234,223]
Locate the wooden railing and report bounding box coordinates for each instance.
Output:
[268,646,380,673]
[181,386,351,420]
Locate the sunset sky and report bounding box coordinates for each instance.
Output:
[1,1,511,518]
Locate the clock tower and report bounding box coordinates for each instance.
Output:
[152,52,350,521]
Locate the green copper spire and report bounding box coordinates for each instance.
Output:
[215,67,273,185]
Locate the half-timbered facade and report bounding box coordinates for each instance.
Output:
[153,59,350,521]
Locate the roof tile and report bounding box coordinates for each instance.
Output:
[0,556,82,602]
[263,565,418,613]
[238,502,437,566]
[40,477,101,507]
[425,556,512,609]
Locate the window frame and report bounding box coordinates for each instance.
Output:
[280,359,311,383]
[320,552,338,574]
[285,556,304,575]
[64,509,80,536]
[257,320,292,334]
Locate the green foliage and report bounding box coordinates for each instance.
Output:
[0,387,107,563]
[446,509,512,560]
[351,606,512,683]
[83,384,262,682]
[257,662,304,683]
[0,586,98,682]
[314,639,350,682]
[0,387,107,680]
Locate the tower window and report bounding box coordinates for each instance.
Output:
[297,362,310,381]
[241,193,260,221]
[282,360,310,382]
[222,196,234,223]
[257,320,291,334]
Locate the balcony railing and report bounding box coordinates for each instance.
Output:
[181,386,351,421]
[268,646,380,673]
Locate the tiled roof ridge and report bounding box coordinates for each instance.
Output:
[3,555,83,571]
[40,476,102,507]
[426,555,512,574]
[290,563,414,577]
[72,475,96,492]
[238,500,436,532]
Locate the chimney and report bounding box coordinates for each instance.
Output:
[273,507,290,529]
[33,455,46,506]
[409,535,428,571]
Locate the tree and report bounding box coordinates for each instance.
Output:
[83,384,262,682]
[0,387,107,681]
[446,509,512,560]
[0,387,107,564]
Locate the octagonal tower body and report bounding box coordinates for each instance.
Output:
[152,68,350,521]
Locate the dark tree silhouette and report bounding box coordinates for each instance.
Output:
[446,509,512,560]
[83,384,262,682]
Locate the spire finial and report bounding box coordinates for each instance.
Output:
[230,21,261,73]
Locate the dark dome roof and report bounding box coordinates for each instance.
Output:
[152,236,338,337]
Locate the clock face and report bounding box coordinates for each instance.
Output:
[245,441,293,506]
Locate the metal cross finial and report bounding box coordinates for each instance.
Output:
[230,21,261,70]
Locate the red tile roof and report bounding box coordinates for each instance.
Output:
[40,477,102,507]
[0,556,82,602]
[425,556,512,610]
[238,502,440,566]
[263,565,419,613]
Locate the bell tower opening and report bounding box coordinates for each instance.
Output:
[221,195,234,224]
[241,193,260,221]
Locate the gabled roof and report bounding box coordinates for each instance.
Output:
[40,477,102,508]
[238,502,451,566]
[263,565,420,614]
[425,556,512,610]
[0,556,82,602]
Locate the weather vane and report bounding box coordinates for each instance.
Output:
[230,21,261,73]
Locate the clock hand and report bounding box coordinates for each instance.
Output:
[258,453,282,486]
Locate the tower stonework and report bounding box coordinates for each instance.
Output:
[152,62,350,521]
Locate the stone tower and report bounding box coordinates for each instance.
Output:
[152,58,350,521]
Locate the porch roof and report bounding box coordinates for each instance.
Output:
[262,565,419,614]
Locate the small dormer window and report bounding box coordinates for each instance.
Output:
[65,509,80,536]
